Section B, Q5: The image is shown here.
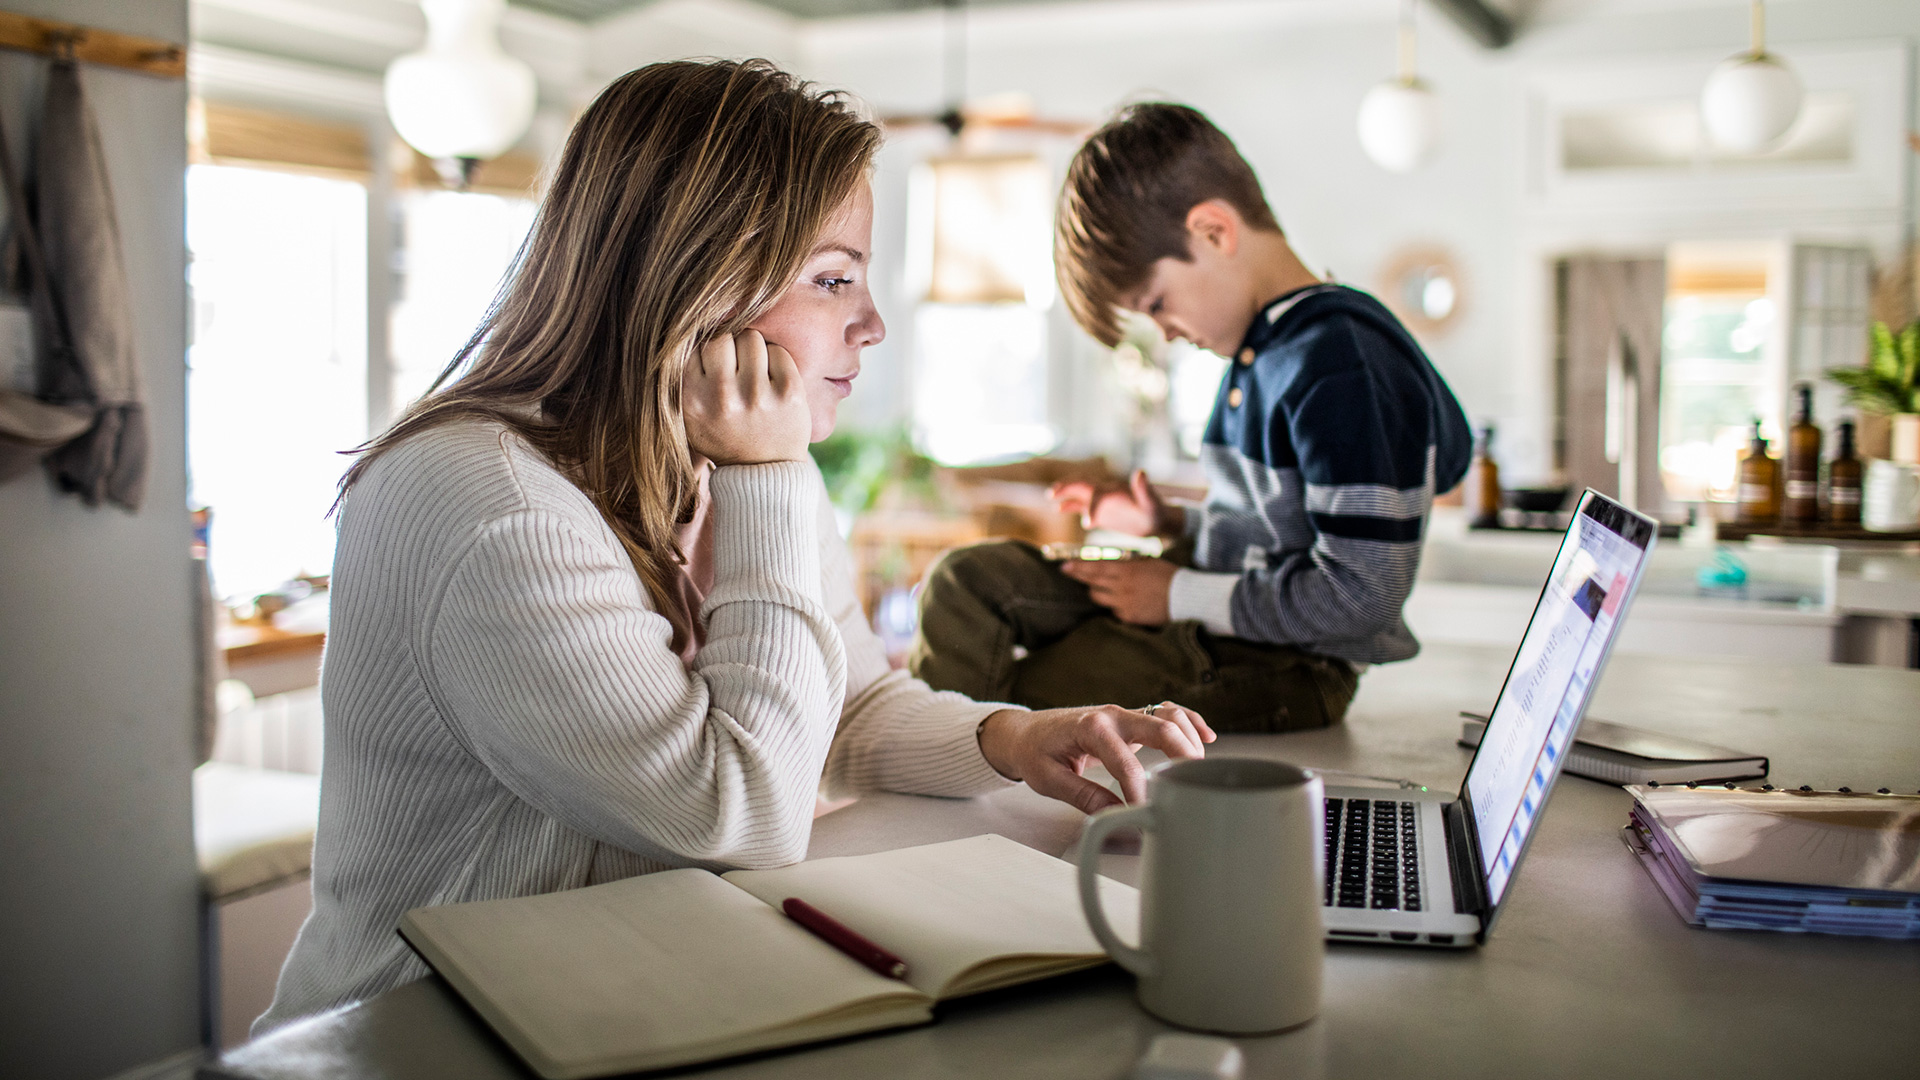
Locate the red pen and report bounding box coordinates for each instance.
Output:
[781,897,910,980]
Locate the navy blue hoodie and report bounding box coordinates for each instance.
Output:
[1167,285,1472,664]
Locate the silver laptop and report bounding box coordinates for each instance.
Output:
[1321,489,1658,947]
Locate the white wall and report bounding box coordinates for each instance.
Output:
[780,0,1920,479]
[0,2,202,1076]
[179,0,1920,477]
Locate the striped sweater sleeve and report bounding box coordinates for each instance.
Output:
[424,461,847,870]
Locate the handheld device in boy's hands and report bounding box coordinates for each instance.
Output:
[1040,542,1150,562]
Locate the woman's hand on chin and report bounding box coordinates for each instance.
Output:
[684,329,812,465]
[976,702,1215,814]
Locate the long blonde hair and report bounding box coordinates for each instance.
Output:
[340,60,880,618]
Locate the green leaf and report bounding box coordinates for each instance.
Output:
[1900,321,1920,390]
[1829,367,1902,414]
[1870,321,1900,381]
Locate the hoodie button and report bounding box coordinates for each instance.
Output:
[1237,348,1255,366]
[1228,388,1243,408]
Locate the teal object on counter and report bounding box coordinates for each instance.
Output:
[1697,548,1749,592]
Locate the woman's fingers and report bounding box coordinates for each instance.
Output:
[980,703,1213,815]
[1079,712,1152,805]
[683,329,810,465]
[1145,701,1215,753]
[765,341,798,396]
[1026,757,1123,815]
[731,328,767,398]
[695,333,731,378]
[1111,706,1204,762]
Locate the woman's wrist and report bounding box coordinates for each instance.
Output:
[977,709,1026,782]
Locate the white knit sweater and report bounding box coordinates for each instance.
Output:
[257,421,1014,1034]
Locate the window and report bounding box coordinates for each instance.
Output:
[1657,243,1785,504]
[913,155,1053,307]
[1167,340,1229,458]
[1656,242,1871,504]
[912,304,1053,465]
[1659,290,1773,502]
[187,165,366,601]
[388,190,537,412]
[906,155,1058,465]
[186,126,536,602]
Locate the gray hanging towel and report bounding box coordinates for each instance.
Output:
[0,73,92,481]
[36,56,148,510]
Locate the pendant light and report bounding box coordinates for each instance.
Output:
[1700,0,1802,154]
[384,0,536,187]
[1357,0,1440,174]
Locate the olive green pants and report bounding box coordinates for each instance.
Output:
[907,540,1359,733]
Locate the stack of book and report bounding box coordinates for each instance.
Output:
[1623,784,1920,939]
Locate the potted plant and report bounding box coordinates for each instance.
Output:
[1829,318,1920,465]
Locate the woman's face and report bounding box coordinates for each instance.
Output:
[750,181,886,442]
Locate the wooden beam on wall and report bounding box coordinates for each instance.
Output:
[192,100,372,180]
[0,11,186,79]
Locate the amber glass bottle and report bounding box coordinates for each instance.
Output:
[1465,426,1502,528]
[1828,419,1862,526]
[1781,383,1822,524]
[1736,419,1779,524]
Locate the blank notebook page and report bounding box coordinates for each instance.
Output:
[724,833,1139,998]
[401,867,919,1075]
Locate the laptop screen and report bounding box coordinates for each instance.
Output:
[1462,491,1656,908]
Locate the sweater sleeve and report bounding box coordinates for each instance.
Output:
[813,484,1016,800]
[1227,364,1434,648]
[423,461,847,870]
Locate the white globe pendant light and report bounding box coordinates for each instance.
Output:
[1700,0,1802,154]
[1358,0,1440,173]
[385,0,537,184]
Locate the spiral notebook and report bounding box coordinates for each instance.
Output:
[1459,712,1767,786]
[1621,784,1920,939]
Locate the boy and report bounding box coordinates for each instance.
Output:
[908,103,1471,732]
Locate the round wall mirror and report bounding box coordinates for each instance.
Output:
[1378,245,1467,337]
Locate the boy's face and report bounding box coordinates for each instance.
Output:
[1122,217,1260,357]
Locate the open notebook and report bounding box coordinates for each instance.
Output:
[398,834,1137,1079]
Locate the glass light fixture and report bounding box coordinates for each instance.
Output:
[1357,0,1440,174]
[1700,0,1802,154]
[384,0,536,186]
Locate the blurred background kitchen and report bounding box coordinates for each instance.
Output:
[5,1,1920,1075]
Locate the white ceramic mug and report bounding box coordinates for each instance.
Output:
[1077,757,1324,1034]
[1864,459,1920,532]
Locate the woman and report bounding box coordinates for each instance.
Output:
[257,60,1212,1034]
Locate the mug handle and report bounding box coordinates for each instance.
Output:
[1076,804,1156,979]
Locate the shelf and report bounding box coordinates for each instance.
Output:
[0,12,186,79]
[1715,522,1920,543]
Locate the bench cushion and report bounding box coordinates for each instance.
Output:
[194,763,321,902]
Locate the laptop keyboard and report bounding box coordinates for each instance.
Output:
[1324,798,1423,911]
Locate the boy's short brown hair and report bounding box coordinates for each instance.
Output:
[1055,103,1280,347]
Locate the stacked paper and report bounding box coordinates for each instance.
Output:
[1623,784,1920,940]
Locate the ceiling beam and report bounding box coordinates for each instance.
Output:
[1428,0,1515,49]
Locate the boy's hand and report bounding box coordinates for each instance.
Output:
[1061,557,1177,626]
[1049,469,1181,537]
[682,329,811,466]
[977,702,1215,812]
